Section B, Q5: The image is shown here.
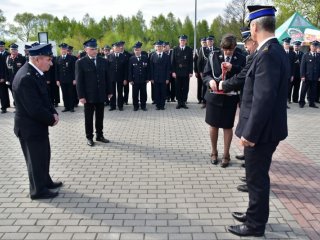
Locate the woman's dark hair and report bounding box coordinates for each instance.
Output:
[220,34,237,50]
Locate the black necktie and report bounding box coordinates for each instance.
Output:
[226,56,230,62]
[158,54,161,59]
[91,58,96,65]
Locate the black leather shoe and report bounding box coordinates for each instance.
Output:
[87,139,94,146]
[141,107,147,111]
[239,176,246,183]
[237,184,248,192]
[160,107,165,110]
[61,108,69,112]
[182,104,188,109]
[133,107,139,111]
[31,189,59,200]
[109,107,116,111]
[70,109,75,112]
[299,103,305,108]
[241,163,245,168]
[156,107,161,110]
[1,109,6,114]
[176,105,181,109]
[96,136,110,143]
[235,154,245,160]
[227,224,264,237]
[47,181,63,189]
[118,107,123,111]
[309,104,319,108]
[232,212,247,223]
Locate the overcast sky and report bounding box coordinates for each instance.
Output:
[1,0,227,25]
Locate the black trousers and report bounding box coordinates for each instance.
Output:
[47,83,60,106]
[132,82,147,108]
[289,76,301,102]
[151,82,155,102]
[244,141,278,232]
[123,84,129,104]
[73,85,79,106]
[84,102,105,139]
[299,80,317,105]
[154,82,167,108]
[61,82,74,110]
[166,78,176,100]
[197,76,203,102]
[110,81,124,108]
[19,137,53,197]
[0,82,10,110]
[175,76,190,104]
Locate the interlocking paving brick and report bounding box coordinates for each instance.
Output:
[0,78,315,239]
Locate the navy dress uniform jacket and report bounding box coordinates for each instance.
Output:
[12,63,57,140]
[0,51,9,80]
[6,54,26,84]
[128,55,149,83]
[171,46,193,77]
[76,56,112,103]
[235,38,289,144]
[108,53,128,82]
[149,53,170,83]
[300,52,320,81]
[55,54,75,83]
[203,50,246,107]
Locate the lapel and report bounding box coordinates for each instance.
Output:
[86,56,96,68]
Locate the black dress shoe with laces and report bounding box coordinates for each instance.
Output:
[87,139,94,146]
[237,184,248,192]
[70,109,75,112]
[239,176,246,183]
[1,109,7,114]
[62,108,69,112]
[31,189,59,200]
[228,224,264,237]
[47,181,63,189]
[182,104,188,109]
[96,136,110,143]
[176,105,181,109]
[232,212,247,223]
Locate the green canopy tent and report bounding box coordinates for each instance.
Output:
[275,12,320,43]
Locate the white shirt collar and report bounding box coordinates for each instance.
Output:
[28,61,44,76]
[257,37,276,51]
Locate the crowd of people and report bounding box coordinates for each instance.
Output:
[1,3,320,238]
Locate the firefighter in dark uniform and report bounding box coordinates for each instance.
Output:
[102,45,111,106]
[282,37,295,108]
[290,41,304,103]
[12,43,62,199]
[194,37,206,106]
[171,35,193,109]
[228,6,289,237]
[108,42,128,111]
[128,41,149,111]
[150,40,170,110]
[67,45,79,107]
[119,41,131,105]
[163,41,175,102]
[56,43,76,112]
[299,40,320,108]
[0,40,10,113]
[76,38,113,147]
[6,43,26,94]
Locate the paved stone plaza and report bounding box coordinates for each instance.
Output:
[0,78,319,240]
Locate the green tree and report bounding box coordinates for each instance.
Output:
[12,12,38,41]
[0,9,6,37]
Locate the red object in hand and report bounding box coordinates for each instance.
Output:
[215,63,227,94]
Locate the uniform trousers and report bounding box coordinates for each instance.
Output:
[123,84,129,104]
[175,76,190,104]
[61,82,74,110]
[84,102,104,139]
[244,141,279,232]
[166,78,176,101]
[299,80,317,105]
[132,82,147,108]
[154,82,167,108]
[110,81,124,108]
[19,137,53,197]
[0,82,10,110]
[289,76,301,102]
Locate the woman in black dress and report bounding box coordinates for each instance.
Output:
[203,34,246,167]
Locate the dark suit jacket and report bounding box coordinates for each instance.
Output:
[293,51,303,79]
[0,51,9,80]
[55,54,75,83]
[12,63,57,140]
[285,50,295,77]
[235,38,289,144]
[128,55,149,83]
[6,54,26,83]
[171,46,193,77]
[197,47,219,73]
[76,56,111,103]
[222,53,255,93]
[300,52,320,81]
[202,50,246,107]
[149,53,170,83]
[108,53,128,82]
